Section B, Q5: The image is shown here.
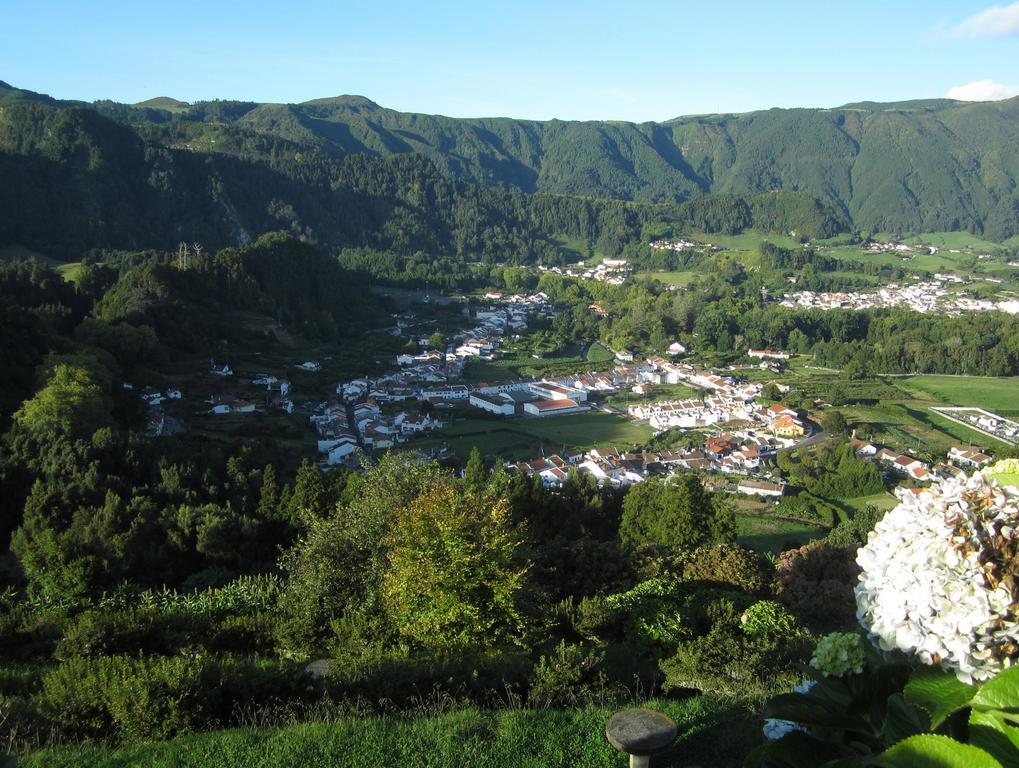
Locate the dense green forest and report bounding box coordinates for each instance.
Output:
[0,88,846,260]
[5,80,1012,239]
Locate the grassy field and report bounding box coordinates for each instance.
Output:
[838,492,898,515]
[642,270,698,286]
[585,342,615,364]
[694,232,801,251]
[901,231,1005,252]
[604,383,701,410]
[464,344,613,384]
[0,243,82,281]
[736,512,826,554]
[894,375,1019,416]
[780,372,1015,456]
[22,696,762,768]
[552,233,600,264]
[413,412,653,461]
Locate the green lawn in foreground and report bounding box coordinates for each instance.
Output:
[22,696,762,768]
[414,412,653,460]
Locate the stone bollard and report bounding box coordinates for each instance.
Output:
[606,707,678,767]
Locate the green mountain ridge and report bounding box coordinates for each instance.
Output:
[3,80,1019,241]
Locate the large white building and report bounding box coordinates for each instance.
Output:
[469,392,516,416]
[524,398,590,417]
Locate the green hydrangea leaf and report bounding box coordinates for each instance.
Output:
[873,734,1001,768]
[973,666,1019,715]
[903,666,976,728]
[764,693,870,731]
[881,693,930,746]
[970,710,1019,768]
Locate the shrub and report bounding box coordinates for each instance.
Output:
[661,599,809,695]
[36,654,304,742]
[324,647,532,708]
[574,596,624,643]
[740,600,799,643]
[681,543,772,593]
[55,608,186,659]
[529,641,619,708]
[774,541,859,633]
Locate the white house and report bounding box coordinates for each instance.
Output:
[667,342,686,356]
[748,349,791,360]
[737,479,785,498]
[470,392,515,416]
[296,361,322,372]
[326,439,359,465]
[948,446,992,468]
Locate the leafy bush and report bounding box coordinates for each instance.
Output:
[603,579,694,654]
[774,541,859,633]
[36,654,304,742]
[740,600,799,643]
[574,596,624,643]
[681,543,772,593]
[749,659,1019,767]
[602,579,757,658]
[661,598,808,695]
[55,606,278,659]
[324,647,532,708]
[528,641,619,708]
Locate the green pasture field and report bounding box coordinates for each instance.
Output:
[779,372,1013,456]
[642,270,698,286]
[694,232,801,251]
[603,383,701,410]
[413,412,653,461]
[894,375,1019,417]
[464,344,613,384]
[901,231,1005,252]
[838,492,898,515]
[735,512,826,555]
[0,243,82,281]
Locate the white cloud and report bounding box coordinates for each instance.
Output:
[952,2,1019,37]
[946,79,1019,101]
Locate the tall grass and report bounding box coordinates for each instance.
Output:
[22,696,763,768]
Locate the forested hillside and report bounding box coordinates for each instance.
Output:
[58,85,1019,241]
[0,92,845,259]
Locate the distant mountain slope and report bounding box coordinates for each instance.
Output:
[0,99,845,259]
[136,96,189,109]
[102,92,1013,240]
[4,80,1018,241]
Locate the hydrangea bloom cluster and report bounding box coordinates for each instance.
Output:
[855,470,1019,683]
[810,632,866,677]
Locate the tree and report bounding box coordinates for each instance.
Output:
[382,482,529,650]
[13,364,110,440]
[464,447,487,490]
[276,454,445,653]
[821,410,850,438]
[427,331,446,350]
[619,475,735,552]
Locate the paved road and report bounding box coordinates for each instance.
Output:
[793,429,828,449]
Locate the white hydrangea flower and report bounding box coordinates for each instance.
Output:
[855,471,1019,683]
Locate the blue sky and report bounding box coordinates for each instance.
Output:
[3,0,1018,121]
